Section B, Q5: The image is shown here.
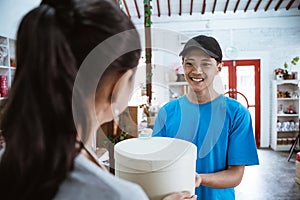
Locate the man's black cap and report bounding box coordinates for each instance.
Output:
[179,35,222,62]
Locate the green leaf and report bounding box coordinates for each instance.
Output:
[146,72,153,81]
[145,53,151,62]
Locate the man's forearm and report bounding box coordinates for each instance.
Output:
[198,165,245,188]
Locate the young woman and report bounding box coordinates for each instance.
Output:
[0,0,196,199]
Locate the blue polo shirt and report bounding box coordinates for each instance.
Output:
[153,95,259,200]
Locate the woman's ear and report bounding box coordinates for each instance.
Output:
[111,69,135,114]
[95,69,135,124]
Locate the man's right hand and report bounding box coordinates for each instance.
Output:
[162,191,197,200]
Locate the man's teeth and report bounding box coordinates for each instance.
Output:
[191,77,204,82]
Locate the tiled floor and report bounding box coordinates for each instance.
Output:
[236,149,300,200]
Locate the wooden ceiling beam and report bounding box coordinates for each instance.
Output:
[224,0,230,13]
[212,0,217,14]
[264,0,273,11]
[202,0,206,14]
[234,0,240,13]
[122,0,131,18]
[244,0,251,12]
[190,0,194,15]
[286,0,295,10]
[254,0,262,12]
[275,0,283,11]
[133,0,141,18]
[179,0,182,15]
[168,0,171,16]
[156,0,161,17]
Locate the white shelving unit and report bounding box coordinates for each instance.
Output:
[0,36,15,100]
[271,79,300,151]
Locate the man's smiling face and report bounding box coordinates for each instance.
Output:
[183,49,221,93]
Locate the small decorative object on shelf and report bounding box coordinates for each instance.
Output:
[278,104,284,114]
[176,74,185,82]
[277,90,291,98]
[10,57,16,67]
[0,47,8,66]
[277,120,299,132]
[274,68,285,80]
[287,105,297,114]
[0,75,8,97]
[171,63,185,82]
[283,72,297,80]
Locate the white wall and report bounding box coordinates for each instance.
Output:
[0,0,40,38]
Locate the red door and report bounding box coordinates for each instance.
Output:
[220,60,261,147]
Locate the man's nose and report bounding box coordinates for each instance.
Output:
[193,65,203,74]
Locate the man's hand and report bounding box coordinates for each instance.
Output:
[162,191,197,200]
[195,173,202,187]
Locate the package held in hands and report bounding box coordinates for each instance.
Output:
[114,137,197,200]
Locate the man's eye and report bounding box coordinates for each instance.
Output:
[185,62,193,66]
[201,63,211,67]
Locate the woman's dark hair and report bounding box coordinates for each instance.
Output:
[0,0,141,199]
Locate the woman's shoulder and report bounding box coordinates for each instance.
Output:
[54,155,148,200]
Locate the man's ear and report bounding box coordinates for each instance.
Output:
[217,62,223,72]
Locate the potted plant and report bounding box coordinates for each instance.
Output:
[283,56,299,80]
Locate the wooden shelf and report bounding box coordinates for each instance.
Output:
[276,80,299,85]
[277,130,299,133]
[277,98,299,100]
[0,65,10,69]
[277,114,299,117]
